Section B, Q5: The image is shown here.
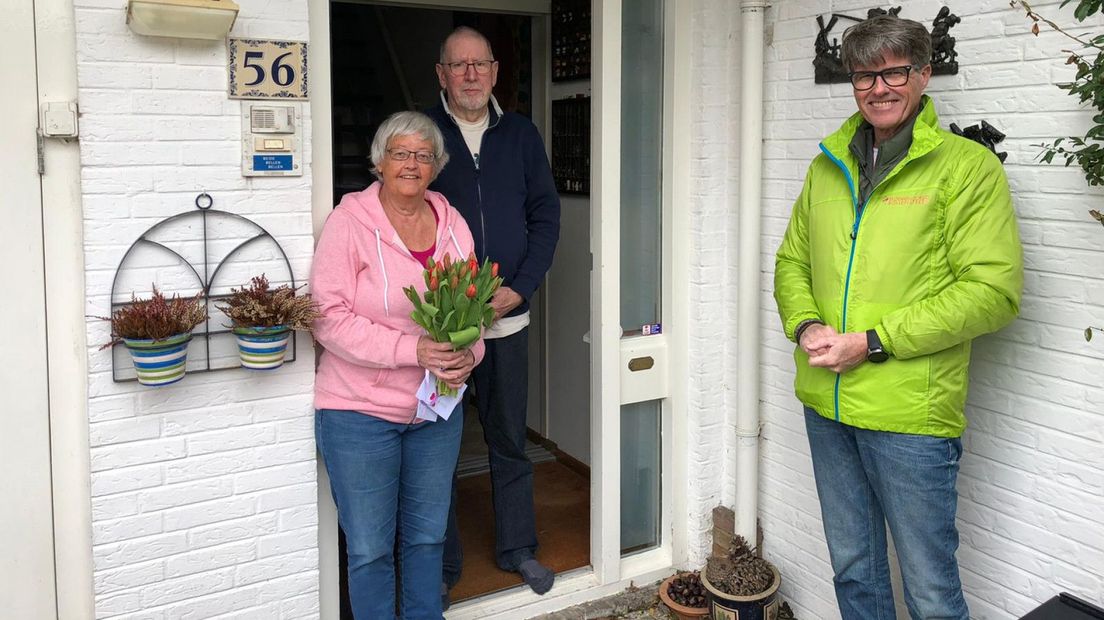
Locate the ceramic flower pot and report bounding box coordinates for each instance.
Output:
[658,574,709,620]
[700,564,781,620]
[122,332,192,386]
[233,325,291,370]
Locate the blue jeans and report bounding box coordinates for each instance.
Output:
[317,407,462,620]
[443,328,536,587]
[804,408,969,620]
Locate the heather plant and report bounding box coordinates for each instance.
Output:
[216,274,320,331]
[100,287,207,348]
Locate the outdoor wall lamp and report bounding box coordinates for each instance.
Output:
[126,0,239,40]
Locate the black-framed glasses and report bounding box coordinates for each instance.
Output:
[848,65,920,91]
[387,149,435,164]
[439,60,496,76]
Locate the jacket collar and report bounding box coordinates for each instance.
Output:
[438,91,503,129]
[822,94,943,166]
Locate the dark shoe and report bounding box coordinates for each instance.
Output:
[441,582,451,612]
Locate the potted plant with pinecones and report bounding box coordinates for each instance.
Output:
[658,570,708,619]
[100,287,207,386]
[216,275,319,370]
[701,534,782,619]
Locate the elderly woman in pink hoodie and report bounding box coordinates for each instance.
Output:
[311,110,484,619]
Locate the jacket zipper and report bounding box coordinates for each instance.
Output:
[474,121,494,261]
[476,163,485,260]
[818,144,868,422]
[445,106,499,262]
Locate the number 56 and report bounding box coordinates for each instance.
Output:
[243,51,295,87]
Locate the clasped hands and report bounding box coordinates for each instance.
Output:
[417,338,475,390]
[799,323,868,374]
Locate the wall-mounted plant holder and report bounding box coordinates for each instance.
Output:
[814,6,960,84]
[551,96,590,194]
[950,120,1008,163]
[109,193,298,382]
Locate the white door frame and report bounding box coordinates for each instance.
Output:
[0,0,93,616]
[309,1,691,616]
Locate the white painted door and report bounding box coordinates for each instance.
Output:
[0,0,59,616]
[591,0,691,582]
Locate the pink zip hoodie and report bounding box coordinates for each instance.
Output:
[311,181,485,423]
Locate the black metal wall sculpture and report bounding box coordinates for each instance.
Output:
[930,7,961,75]
[814,6,960,84]
[950,121,1008,163]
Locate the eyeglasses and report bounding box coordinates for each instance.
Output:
[848,65,920,91]
[387,149,435,164]
[440,60,496,76]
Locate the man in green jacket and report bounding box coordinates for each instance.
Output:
[774,16,1022,619]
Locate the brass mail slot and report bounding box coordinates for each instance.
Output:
[628,356,654,372]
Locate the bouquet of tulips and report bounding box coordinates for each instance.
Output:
[403,252,502,396]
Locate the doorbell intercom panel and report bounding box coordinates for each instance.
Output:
[241,102,303,177]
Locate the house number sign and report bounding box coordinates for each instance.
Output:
[228,38,308,100]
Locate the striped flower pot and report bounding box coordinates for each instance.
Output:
[122,332,192,386]
[233,326,291,370]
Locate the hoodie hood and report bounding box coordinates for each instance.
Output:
[335,181,467,315]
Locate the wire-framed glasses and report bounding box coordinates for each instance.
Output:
[848,65,920,91]
[387,149,435,164]
[440,60,496,76]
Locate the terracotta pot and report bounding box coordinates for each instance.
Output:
[700,564,781,620]
[658,574,708,620]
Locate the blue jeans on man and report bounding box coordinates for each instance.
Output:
[317,406,463,620]
[443,328,538,586]
[804,408,970,620]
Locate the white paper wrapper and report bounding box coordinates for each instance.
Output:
[414,369,466,422]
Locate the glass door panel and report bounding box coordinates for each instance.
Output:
[619,0,663,554]
[619,0,663,333]
[620,400,661,552]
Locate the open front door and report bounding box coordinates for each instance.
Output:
[591,0,690,583]
[308,0,690,616]
[0,0,59,615]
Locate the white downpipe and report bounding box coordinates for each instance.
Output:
[735,0,769,549]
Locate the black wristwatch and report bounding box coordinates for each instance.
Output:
[866,329,889,363]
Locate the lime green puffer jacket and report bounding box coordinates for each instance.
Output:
[774,97,1023,437]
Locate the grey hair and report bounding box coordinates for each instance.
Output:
[369,111,450,180]
[439,25,495,63]
[841,16,931,71]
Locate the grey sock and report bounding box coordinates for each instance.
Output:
[516,558,554,595]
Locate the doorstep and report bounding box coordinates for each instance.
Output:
[530,580,674,619]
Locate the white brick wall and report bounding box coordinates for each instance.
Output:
[689,1,1104,618]
[74,1,318,616]
[686,1,744,567]
[70,0,1104,617]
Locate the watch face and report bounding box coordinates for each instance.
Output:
[868,349,889,363]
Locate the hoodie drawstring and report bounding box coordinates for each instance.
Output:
[447,225,463,260]
[372,220,462,318]
[374,228,390,316]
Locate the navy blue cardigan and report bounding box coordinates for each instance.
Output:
[427,101,561,317]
